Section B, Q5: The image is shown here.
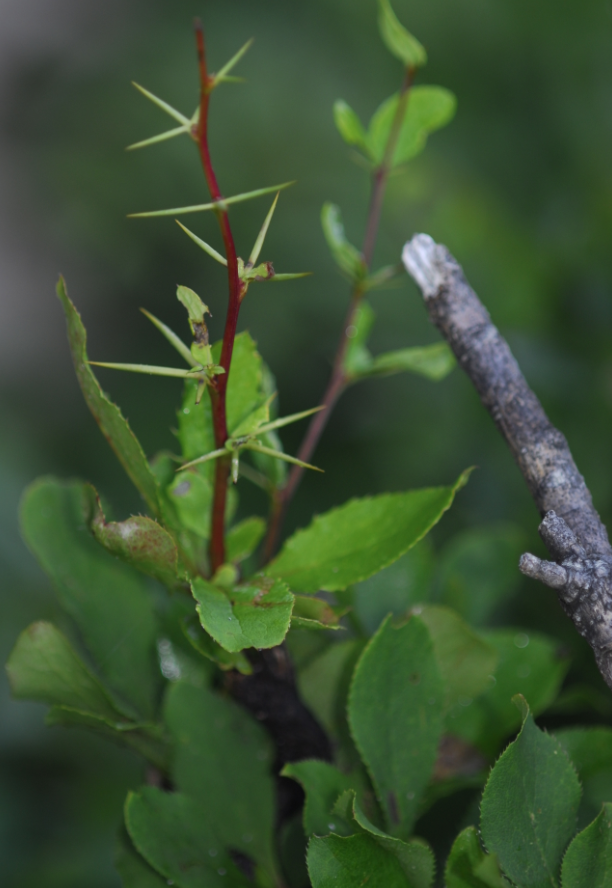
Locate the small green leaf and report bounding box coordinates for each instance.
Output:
[192,575,294,652]
[321,203,366,281]
[308,833,413,888]
[226,516,266,563]
[224,331,265,432]
[90,497,181,588]
[367,86,456,167]
[282,760,355,836]
[129,182,295,218]
[363,342,456,382]
[348,616,444,838]
[20,479,160,718]
[561,803,612,888]
[176,284,209,326]
[140,308,197,366]
[291,595,345,630]
[343,302,376,377]
[267,471,470,593]
[377,0,427,69]
[230,397,272,437]
[333,100,369,151]
[126,788,249,888]
[175,220,227,266]
[164,681,276,877]
[417,605,498,712]
[445,827,507,888]
[181,614,252,674]
[115,828,168,888]
[57,278,161,516]
[7,621,127,720]
[480,699,581,888]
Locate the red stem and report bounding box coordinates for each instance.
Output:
[195,21,242,573]
[261,66,415,563]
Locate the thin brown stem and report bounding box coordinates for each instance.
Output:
[261,66,415,562]
[195,21,242,573]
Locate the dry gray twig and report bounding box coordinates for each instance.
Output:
[402,233,612,689]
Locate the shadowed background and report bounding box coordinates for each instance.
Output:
[1,0,612,883]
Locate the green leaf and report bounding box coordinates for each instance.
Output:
[343,301,376,377]
[348,616,444,838]
[57,278,161,516]
[192,575,294,652]
[282,760,355,836]
[333,100,369,151]
[555,728,612,827]
[230,398,271,437]
[561,804,612,888]
[308,833,415,888]
[178,378,215,463]
[321,203,366,281]
[266,470,470,593]
[90,496,180,588]
[226,516,266,563]
[181,614,253,674]
[176,284,209,327]
[377,0,427,69]
[449,630,569,756]
[297,639,365,743]
[20,479,160,718]
[353,540,434,636]
[129,181,295,218]
[364,342,456,382]
[164,681,276,876]
[291,595,345,630]
[367,86,456,167]
[115,828,168,888]
[6,621,127,720]
[417,605,498,711]
[437,525,526,626]
[480,698,581,888]
[126,787,250,888]
[167,471,213,539]
[445,827,507,888]
[224,331,265,432]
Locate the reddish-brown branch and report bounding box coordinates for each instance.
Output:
[195,20,242,572]
[261,66,415,562]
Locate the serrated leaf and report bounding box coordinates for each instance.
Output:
[367,86,456,167]
[181,614,252,674]
[417,605,498,712]
[307,833,414,888]
[554,728,612,828]
[266,470,470,593]
[291,595,345,630]
[333,100,369,152]
[7,621,126,720]
[561,804,612,888]
[282,760,355,836]
[164,681,276,877]
[445,827,507,888]
[20,479,160,718]
[57,278,161,516]
[297,639,365,743]
[449,630,569,756]
[115,827,168,888]
[363,342,456,381]
[192,575,294,652]
[321,203,366,280]
[348,616,444,838]
[378,0,427,69]
[480,700,581,888]
[126,788,250,888]
[91,496,180,588]
[226,516,266,563]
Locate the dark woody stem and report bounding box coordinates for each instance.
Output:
[261,66,415,564]
[195,21,242,573]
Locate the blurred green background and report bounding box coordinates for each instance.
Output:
[2,0,612,883]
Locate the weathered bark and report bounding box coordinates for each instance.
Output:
[402,233,612,689]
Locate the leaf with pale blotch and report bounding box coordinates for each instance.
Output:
[167,471,213,539]
[377,0,427,69]
[90,497,180,588]
[192,575,294,652]
[267,471,470,593]
[561,804,612,888]
[20,479,160,718]
[445,827,507,888]
[368,87,456,168]
[126,788,250,888]
[349,616,444,838]
[480,697,581,888]
[164,681,276,877]
[291,595,345,630]
[333,100,369,152]
[225,517,265,564]
[57,278,161,516]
